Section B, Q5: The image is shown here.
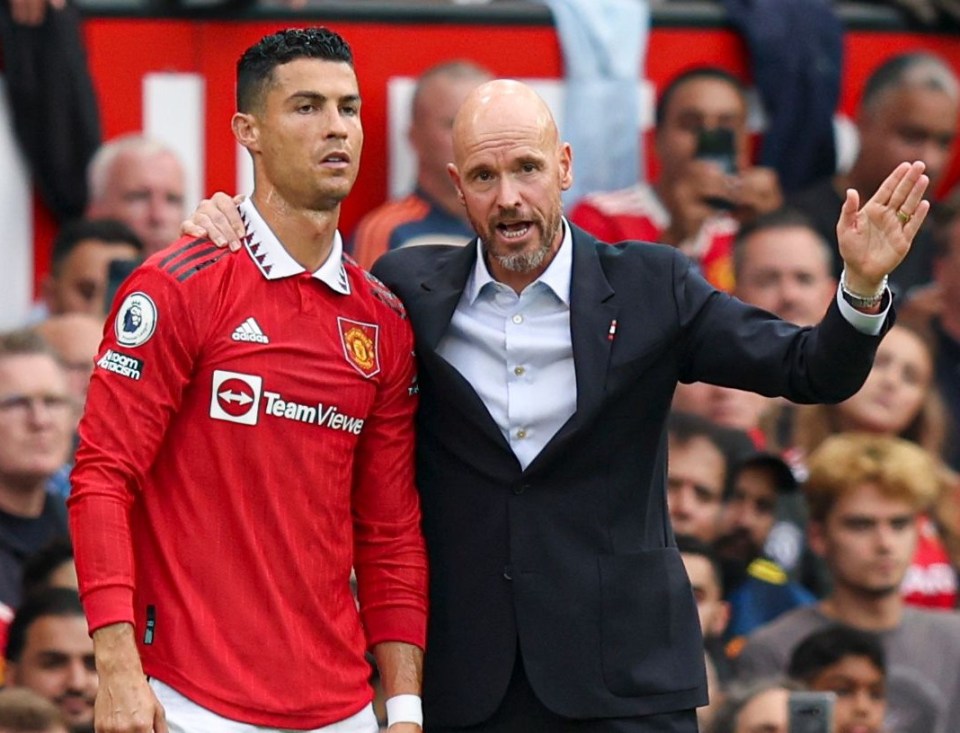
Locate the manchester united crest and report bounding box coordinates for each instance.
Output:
[337,317,380,379]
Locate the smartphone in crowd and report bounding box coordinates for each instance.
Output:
[695,126,737,210]
[788,691,835,733]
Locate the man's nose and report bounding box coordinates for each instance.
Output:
[495,175,522,210]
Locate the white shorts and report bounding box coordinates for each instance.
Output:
[149,678,379,733]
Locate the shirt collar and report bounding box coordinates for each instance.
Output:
[465,218,573,305]
[238,198,351,295]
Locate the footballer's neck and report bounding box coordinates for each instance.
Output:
[252,188,343,272]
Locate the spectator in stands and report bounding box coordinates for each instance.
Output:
[671,209,838,448]
[787,625,886,733]
[19,539,76,600]
[350,60,492,269]
[667,411,741,543]
[789,52,959,296]
[732,208,837,327]
[0,688,68,733]
[0,331,72,616]
[677,535,731,678]
[672,382,773,449]
[792,320,958,607]
[86,134,186,256]
[903,187,960,471]
[735,433,960,733]
[570,66,783,291]
[32,314,103,432]
[793,323,946,460]
[709,678,794,733]
[41,219,142,320]
[716,453,815,646]
[4,589,95,733]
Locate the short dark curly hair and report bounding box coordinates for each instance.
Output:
[237,27,354,113]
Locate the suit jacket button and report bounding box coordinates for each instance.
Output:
[513,483,528,495]
[503,565,513,581]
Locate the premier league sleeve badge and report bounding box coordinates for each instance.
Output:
[115,292,158,348]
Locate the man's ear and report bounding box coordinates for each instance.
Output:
[559,142,573,192]
[447,163,466,207]
[232,113,260,153]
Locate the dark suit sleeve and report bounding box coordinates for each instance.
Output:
[673,252,889,404]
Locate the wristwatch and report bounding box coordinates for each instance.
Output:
[840,269,888,308]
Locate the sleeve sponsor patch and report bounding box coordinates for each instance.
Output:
[115,292,158,347]
[97,349,144,380]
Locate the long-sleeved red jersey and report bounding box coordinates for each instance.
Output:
[69,201,428,729]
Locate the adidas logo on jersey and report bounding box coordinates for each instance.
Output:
[232,317,269,344]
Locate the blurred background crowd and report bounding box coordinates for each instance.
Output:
[0,1,958,732]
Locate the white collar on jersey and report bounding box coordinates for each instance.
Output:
[237,198,350,295]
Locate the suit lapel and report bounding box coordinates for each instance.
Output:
[527,227,618,473]
[569,227,618,418]
[412,241,515,456]
[413,240,478,351]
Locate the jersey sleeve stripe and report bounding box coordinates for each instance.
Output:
[158,239,211,269]
[176,253,228,283]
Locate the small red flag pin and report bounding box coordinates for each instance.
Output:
[608,319,618,341]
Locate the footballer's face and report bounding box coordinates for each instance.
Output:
[239,58,363,213]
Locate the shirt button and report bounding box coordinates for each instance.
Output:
[514,366,526,376]
[516,429,527,439]
[512,314,523,324]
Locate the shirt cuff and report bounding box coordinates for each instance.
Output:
[835,284,889,336]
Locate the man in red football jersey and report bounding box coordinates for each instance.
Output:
[68,28,427,733]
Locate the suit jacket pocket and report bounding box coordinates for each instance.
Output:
[598,548,704,697]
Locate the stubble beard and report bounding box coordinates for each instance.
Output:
[477,205,562,275]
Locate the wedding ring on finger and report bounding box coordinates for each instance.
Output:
[896,209,912,226]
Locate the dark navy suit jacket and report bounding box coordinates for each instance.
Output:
[372,225,890,727]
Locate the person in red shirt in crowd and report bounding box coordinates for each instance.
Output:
[570,67,783,292]
[68,28,428,733]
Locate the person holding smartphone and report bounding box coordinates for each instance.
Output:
[571,67,783,292]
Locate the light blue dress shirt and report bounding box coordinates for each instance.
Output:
[437,219,888,470]
[437,223,576,470]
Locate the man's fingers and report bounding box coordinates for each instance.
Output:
[838,188,860,235]
[867,161,912,209]
[902,199,931,242]
[209,192,247,242]
[154,701,170,733]
[896,172,930,223]
[883,161,926,212]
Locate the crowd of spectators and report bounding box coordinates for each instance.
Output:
[0,3,958,731]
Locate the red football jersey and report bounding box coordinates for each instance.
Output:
[570,183,737,292]
[69,201,427,728]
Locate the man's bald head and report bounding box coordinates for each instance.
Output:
[452,80,561,165]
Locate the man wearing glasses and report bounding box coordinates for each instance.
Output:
[0,329,74,620]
